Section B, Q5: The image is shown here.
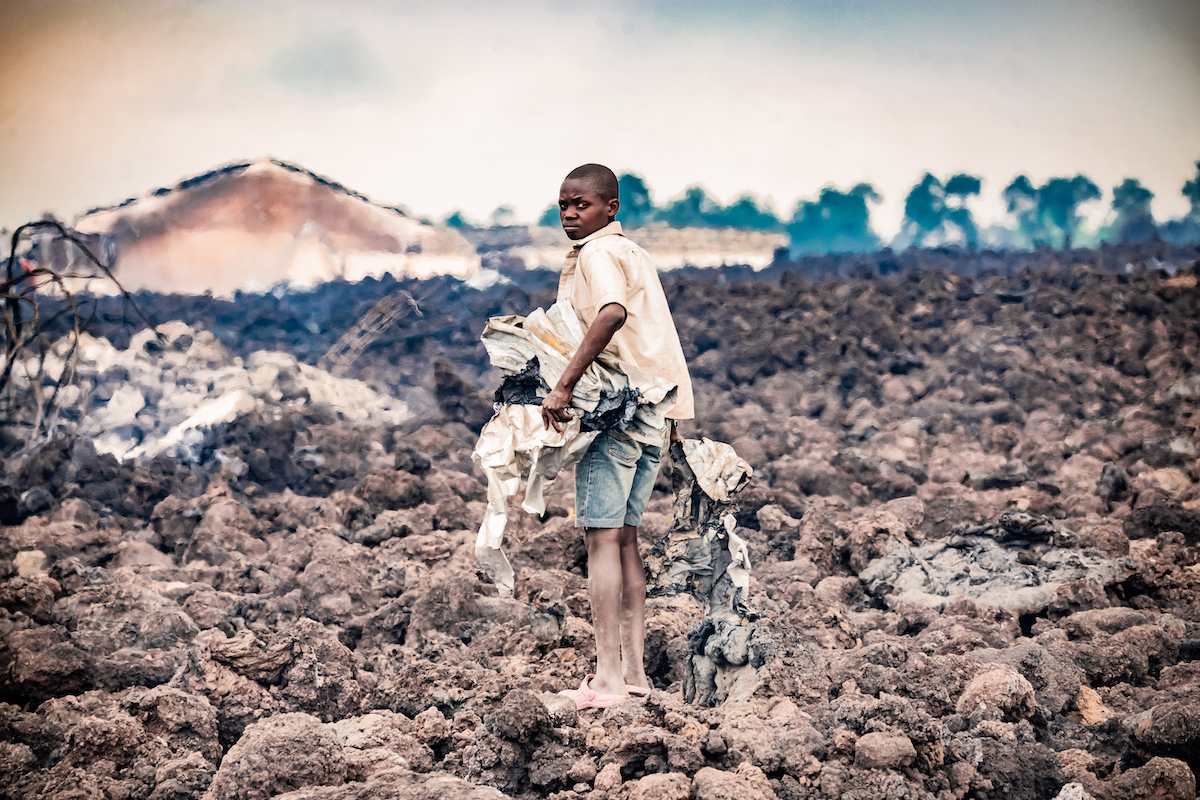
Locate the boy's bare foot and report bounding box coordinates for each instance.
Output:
[623,669,650,695]
[587,671,629,697]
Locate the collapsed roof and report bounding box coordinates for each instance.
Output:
[73,159,479,296]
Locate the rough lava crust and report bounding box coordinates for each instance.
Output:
[2,248,1199,800]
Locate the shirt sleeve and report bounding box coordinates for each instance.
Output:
[578,242,629,314]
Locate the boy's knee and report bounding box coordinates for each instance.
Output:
[618,524,639,547]
[585,526,622,546]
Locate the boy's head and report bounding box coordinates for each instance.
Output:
[559,163,620,240]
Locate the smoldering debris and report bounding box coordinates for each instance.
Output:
[1,250,1199,800]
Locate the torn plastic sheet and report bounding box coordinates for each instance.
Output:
[644,437,757,706]
[473,301,679,597]
[472,404,598,596]
[647,438,754,621]
[681,437,754,502]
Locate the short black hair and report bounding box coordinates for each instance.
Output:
[564,164,619,203]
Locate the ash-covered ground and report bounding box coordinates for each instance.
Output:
[2,243,1200,800]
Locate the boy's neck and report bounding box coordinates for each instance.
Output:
[573,219,622,245]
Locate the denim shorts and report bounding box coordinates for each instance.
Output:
[575,430,663,528]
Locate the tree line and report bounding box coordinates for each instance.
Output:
[447,162,1200,254]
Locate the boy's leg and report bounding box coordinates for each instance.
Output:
[584,526,626,696]
[618,522,650,691]
[574,432,660,698]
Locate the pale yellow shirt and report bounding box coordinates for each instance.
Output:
[558,221,695,421]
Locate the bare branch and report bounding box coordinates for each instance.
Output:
[2,220,162,449]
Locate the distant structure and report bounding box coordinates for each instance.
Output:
[25,158,792,297]
[624,224,788,271]
[319,290,422,378]
[70,159,479,296]
[470,223,788,272]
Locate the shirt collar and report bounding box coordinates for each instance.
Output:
[572,220,624,248]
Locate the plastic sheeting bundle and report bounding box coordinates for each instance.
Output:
[472,302,678,596]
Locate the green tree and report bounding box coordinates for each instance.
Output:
[617,173,654,227]
[901,173,944,246]
[489,205,518,227]
[709,193,781,230]
[944,173,982,248]
[900,173,981,248]
[1003,175,1043,246]
[1001,174,1101,248]
[1110,178,1156,242]
[654,185,780,230]
[537,203,559,227]
[1184,161,1200,218]
[1037,175,1101,249]
[443,210,476,230]
[1161,161,1200,244]
[657,185,720,228]
[787,183,881,255]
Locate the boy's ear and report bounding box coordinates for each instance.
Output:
[607,197,620,220]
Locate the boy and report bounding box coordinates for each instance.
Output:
[543,164,694,708]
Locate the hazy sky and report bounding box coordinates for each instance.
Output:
[1,0,1197,237]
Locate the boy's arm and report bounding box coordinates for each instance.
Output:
[541,302,626,433]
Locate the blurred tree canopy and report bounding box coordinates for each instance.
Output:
[443,210,477,230]
[516,163,1200,251]
[1003,176,1041,246]
[1185,162,1200,216]
[944,174,983,248]
[489,205,518,227]
[1004,174,1101,248]
[900,172,983,249]
[786,183,882,255]
[1162,161,1200,244]
[1110,179,1156,243]
[617,173,654,227]
[1040,176,1101,249]
[712,193,781,230]
[656,185,721,228]
[536,173,784,232]
[537,204,559,227]
[902,174,943,246]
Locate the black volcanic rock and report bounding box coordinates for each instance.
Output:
[1,247,1199,799]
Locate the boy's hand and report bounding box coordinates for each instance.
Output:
[539,303,624,434]
[669,420,683,444]
[541,386,572,433]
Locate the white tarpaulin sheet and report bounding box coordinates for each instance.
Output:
[473,301,679,596]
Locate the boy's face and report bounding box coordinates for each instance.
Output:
[559,178,619,241]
